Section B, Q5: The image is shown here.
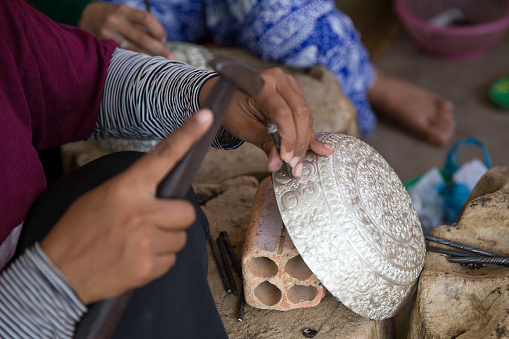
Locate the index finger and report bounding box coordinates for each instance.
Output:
[269,72,312,166]
[119,22,171,57]
[126,9,167,43]
[126,109,213,187]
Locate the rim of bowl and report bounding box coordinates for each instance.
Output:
[394,0,509,36]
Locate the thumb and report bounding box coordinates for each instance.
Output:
[126,109,213,186]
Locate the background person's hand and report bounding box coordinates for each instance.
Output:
[40,109,213,305]
[201,68,333,177]
[79,2,174,59]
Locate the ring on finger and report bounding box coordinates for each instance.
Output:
[119,38,130,49]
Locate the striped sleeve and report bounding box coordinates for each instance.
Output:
[92,48,243,150]
[0,243,86,338]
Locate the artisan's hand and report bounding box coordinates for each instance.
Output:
[40,109,213,305]
[79,2,173,58]
[201,68,333,177]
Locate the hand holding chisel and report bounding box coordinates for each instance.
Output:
[266,123,293,178]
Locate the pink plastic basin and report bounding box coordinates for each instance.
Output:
[394,0,509,61]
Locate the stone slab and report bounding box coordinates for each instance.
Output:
[408,166,509,339]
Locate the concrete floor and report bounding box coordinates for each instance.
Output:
[364,32,509,184]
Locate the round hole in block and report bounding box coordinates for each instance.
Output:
[250,256,278,278]
[254,281,282,306]
[285,255,312,280]
[287,285,318,304]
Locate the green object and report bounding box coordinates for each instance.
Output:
[404,170,446,190]
[404,175,423,190]
[490,76,509,110]
[32,0,92,27]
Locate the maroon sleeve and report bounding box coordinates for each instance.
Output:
[0,0,117,150]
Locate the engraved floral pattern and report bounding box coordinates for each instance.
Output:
[272,133,425,320]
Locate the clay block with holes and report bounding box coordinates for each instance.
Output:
[242,177,326,310]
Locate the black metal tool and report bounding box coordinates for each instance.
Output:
[75,55,264,339]
[426,245,472,257]
[218,231,246,320]
[425,234,509,258]
[237,287,246,322]
[266,123,293,178]
[449,256,509,266]
[143,0,151,12]
[210,236,232,294]
[219,231,243,279]
[425,234,509,268]
[217,237,238,295]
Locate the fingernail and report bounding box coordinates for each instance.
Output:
[167,53,175,60]
[196,109,213,123]
[294,163,303,177]
[284,151,293,163]
[290,157,299,168]
[324,144,334,151]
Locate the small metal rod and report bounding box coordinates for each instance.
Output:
[266,123,293,178]
[208,234,232,294]
[217,237,238,296]
[220,231,243,279]
[143,0,151,13]
[449,256,509,267]
[218,231,246,321]
[237,286,246,322]
[424,235,509,258]
[426,245,472,257]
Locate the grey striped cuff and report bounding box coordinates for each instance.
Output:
[0,243,86,338]
[94,48,242,150]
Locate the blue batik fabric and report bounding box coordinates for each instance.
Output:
[102,0,377,136]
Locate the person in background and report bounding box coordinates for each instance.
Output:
[0,0,332,337]
[33,0,456,146]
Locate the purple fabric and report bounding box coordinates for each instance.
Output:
[0,0,116,251]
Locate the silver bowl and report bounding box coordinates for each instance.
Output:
[272,133,426,320]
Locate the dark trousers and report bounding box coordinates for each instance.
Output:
[15,151,228,339]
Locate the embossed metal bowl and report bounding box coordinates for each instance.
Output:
[272,134,426,320]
